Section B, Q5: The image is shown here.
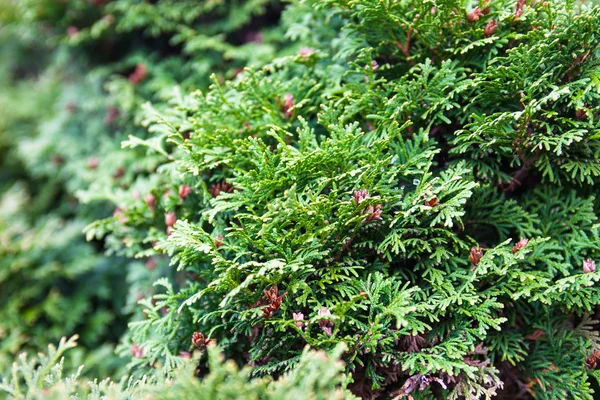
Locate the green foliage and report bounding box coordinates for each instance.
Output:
[0,336,355,400]
[2,0,600,399]
[0,24,130,377]
[90,0,600,398]
[0,182,128,376]
[0,0,286,381]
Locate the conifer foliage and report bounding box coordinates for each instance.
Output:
[2,0,600,399]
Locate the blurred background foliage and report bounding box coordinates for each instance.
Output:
[0,0,286,379]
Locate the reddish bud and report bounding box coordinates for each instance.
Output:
[87,156,99,170]
[512,238,529,254]
[318,307,334,336]
[282,93,295,119]
[209,182,234,198]
[586,350,600,369]
[178,185,192,201]
[264,286,284,307]
[298,47,315,57]
[146,258,156,270]
[192,332,215,350]
[112,167,125,179]
[363,204,383,222]
[128,64,147,85]
[583,259,596,274]
[145,194,156,211]
[484,20,498,37]
[165,211,177,227]
[470,247,483,266]
[130,344,144,358]
[293,312,305,329]
[262,306,275,318]
[466,7,484,22]
[353,189,369,205]
[104,106,120,126]
[262,286,286,318]
[318,307,331,318]
[214,234,224,249]
[425,196,438,207]
[587,354,598,370]
[514,0,525,19]
[113,207,128,223]
[233,67,244,78]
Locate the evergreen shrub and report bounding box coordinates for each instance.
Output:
[2,0,600,399]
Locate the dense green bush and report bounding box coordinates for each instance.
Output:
[0,0,284,378]
[2,0,600,399]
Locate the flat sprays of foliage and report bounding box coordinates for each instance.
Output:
[2,0,600,399]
